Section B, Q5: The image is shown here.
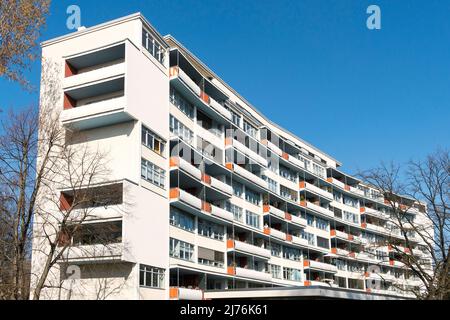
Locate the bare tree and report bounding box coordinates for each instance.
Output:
[358,149,449,300]
[0,0,50,89]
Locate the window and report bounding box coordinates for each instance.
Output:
[141,159,165,188]
[343,211,360,224]
[243,119,257,139]
[262,176,278,192]
[72,221,122,246]
[139,264,165,288]
[225,202,243,222]
[231,110,241,127]
[283,246,301,261]
[317,236,330,249]
[169,115,193,143]
[301,230,316,246]
[170,87,194,119]
[283,267,302,282]
[198,247,224,268]
[169,238,194,261]
[333,191,342,202]
[336,259,346,271]
[270,264,282,279]
[198,219,224,241]
[142,126,166,156]
[316,217,329,231]
[142,29,165,65]
[245,188,260,206]
[306,214,315,227]
[312,163,325,178]
[280,185,297,202]
[232,181,244,198]
[245,211,260,229]
[170,208,194,232]
[279,164,297,182]
[343,196,358,208]
[269,242,282,257]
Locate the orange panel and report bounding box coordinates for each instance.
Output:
[389,260,394,266]
[327,177,333,183]
[285,213,292,221]
[331,248,337,254]
[300,201,307,207]
[169,66,179,77]
[169,287,179,299]
[348,252,356,258]
[330,230,336,236]
[202,174,211,185]
[64,61,77,77]
[303,260,310,267]
[286,234,293,242]
[63,93,75,110]
[226,239,235,249]
[299,181,306,188]
[169,188,180,199]
[169,157,179,168]
[263,227,271,235]
[304,281,311,286]
[360,207,366,213]
[227,267,236,275]
[200,91,210,104]
[263,205,270,213]
[348,234,354,241]
[225,163,234,170]
[345,185,351,191]
[282,152,289,160]
[361,223,367,229]
[202,201,212,213]
[224,137,233,146]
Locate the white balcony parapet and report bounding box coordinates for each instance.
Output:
[229,240,271,259]
[304,260,338,273]
[331,229,348,239]
[63,62,125,89]
[265,205,285,219]
[290,214,307,227]
[196,125,223,151]
[61,96,126,125]
[230,164,268,189]
[327,177,346,189]
[210,98,232,120]
[300,201,334,218]
[230,139,267,167]
[266,141,283,157]
[349,186,365,196]
[363,222,386,234]
[171,157,202,180]
[289,156,305,169]
[170,188,202,210]
[234,267,272,282]
[292,236,308,246]
[210,177,233,195]
[331,248,350,256]
[170,287,203,300]
[177,68,201,96]
[211,204,234,222]
[299,182,333,200]
[268,228,286,240]
[63,243,122,261]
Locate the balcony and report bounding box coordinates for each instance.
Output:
[170,188,202,210]
[263,140,283,157]
[63,61,125,90]
[331,247,350,256]
[290,214,307,228]
[299,182,333,200]
[170,66,201,96]
[210,204,234,222]
[227,239,271,259]
[292,235,308,246]
[303,260,338,273]
[263,205,285,219]
[360,207,389,220]
[61,243,122,263]
[170,157,202,180]
[361,222,386,234]
[300,201,334,218]
[169,287,203,300]
[264,227,286,241]
[227,267,272,282]
[225,138,267,167]
[326,177,345,189]
[196,125,223,151]
[226,163,268,189]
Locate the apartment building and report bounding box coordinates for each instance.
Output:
[31,13,432,300]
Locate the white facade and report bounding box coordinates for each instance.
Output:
[31,13,432,300]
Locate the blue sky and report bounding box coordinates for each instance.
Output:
[0,0,449,174]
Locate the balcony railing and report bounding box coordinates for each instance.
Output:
[299,182,333,200]
[264,227,286,241]
[226,163,268,189]
[61,243,122,262]
[300,201,334,218]
[63,62,125,89]
[170,188,202,210]
[303,260,338,273]
[292,235,308,246]
[225,138,267,167]
[170,157,202,180]
[326,177,346,189]
[169,287,203,300]
[331,247,350,256]
[263,205,285,219]
[227,239,271,259]
[228,267,272,282]
[210,204,234,221]
[290,214,307,227]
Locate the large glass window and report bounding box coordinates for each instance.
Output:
[312,163,325,178]
[317,236,330,249]
[225,202,243,222]
[316,217,329,231]
[169,238,194,261]
[270,264,282,279]
[198,219,224,241]
[139,264,165,288]
[169,115,193,143]
[283,246,301,261]
[283,267,302,282]
[142,29,165,65]
[279,164,297,182]
[245,211,260,229]
[232,181,244,198]
[245,188,260,206]
[243,119,257,139]
[170,87,194,119]
[170,208,194,232]
[141,159,165,188]
[142,126,166,156]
